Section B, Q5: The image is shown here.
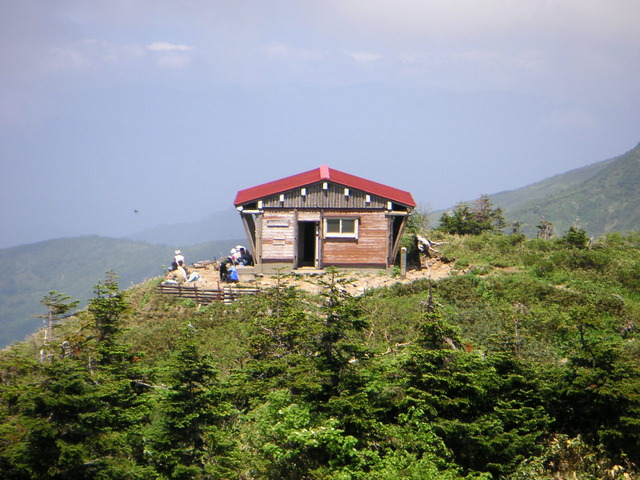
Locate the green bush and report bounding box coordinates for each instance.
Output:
[561,226,590,249]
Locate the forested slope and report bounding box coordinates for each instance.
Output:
[1,230,639,479]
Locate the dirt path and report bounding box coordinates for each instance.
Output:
[191,259,453,296]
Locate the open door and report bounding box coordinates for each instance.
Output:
[297,221,318,268]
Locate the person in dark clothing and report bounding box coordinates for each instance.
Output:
[219,259,229,282]
[238,247,253,266]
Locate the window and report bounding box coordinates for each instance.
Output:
[324,218,358,238]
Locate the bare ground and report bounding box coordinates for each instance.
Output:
[191,258,453,296]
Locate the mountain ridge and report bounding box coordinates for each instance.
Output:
[492,142,640,236]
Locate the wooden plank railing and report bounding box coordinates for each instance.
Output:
[157,283,259,304]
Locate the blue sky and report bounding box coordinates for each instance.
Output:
[1,0,639,248]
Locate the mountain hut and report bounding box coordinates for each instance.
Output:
[233,166,416,273]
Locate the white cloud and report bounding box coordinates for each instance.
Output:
[146,42,194,69]
[3,1,638,107]
[262,42,325,62]
[331,0,640,43]
[345,51,382,64]
[147,42,193,52]
[40,39,194,73]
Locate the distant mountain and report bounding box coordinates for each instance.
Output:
[127,208,245,246]
[490,143,640,237]
[0,236,243,348]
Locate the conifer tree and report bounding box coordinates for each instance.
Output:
[404,288,549,477]
[5,351,153,479]
[439,195,506,235]
[231,276,316,409]
[89,270,128,349]
[308,269,384,449]
[561,225,590,249]
[37,291,79,363]
[150,334,238,480]
[313,268,367,389]
[0,273,155,479]
[548,305,640,467]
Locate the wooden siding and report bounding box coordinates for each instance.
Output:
[297,211,321,222]
[321,211,388,266]
[261,212,296,261]
[255,209,408,267]
[260,182,393,210]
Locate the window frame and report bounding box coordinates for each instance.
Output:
[323,217,359,239]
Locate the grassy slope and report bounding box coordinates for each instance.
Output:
[22,230,639,371]
[0,236,244,347]
[488,156,617,213]
[500,144,640,236]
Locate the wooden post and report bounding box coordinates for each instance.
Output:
[400,247,407,279]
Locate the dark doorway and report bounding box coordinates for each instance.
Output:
[298,221,318,267]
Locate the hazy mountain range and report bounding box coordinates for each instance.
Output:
[1,142,638,348]
[126,208,246,246]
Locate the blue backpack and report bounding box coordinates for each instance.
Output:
[229,267,239,282]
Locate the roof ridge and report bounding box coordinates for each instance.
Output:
[319,165,330,179]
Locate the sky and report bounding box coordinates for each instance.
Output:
[1,0,639,248]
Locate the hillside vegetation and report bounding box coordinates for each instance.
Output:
[1,229,639,479]
[0,236,244,347]
[490,143,640,237]
[4,143,639,348]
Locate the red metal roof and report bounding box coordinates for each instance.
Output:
[234,165,416,207]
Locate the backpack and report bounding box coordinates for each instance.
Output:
[229,268,239,282]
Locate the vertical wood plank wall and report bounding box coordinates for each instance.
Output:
[261,212,296,260]
[259,209,390,266]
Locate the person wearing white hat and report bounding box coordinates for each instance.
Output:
[173,250,185,270]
